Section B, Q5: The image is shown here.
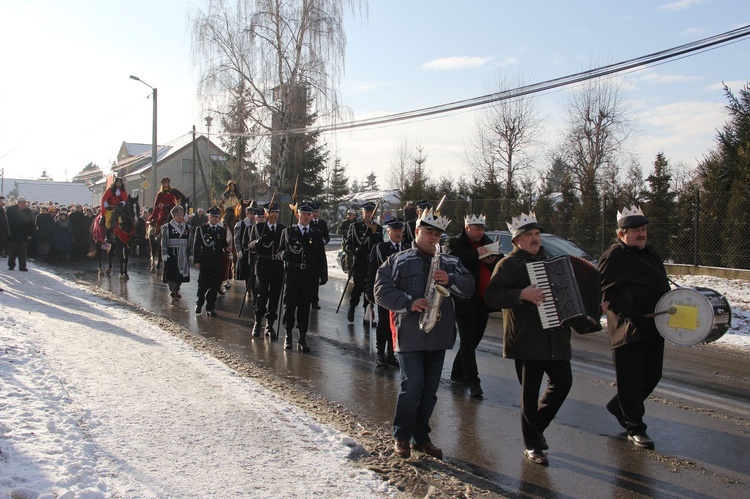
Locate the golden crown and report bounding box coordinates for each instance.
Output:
[417,208,451,231]
[506,211,539,233]
[464,214,486,226]
[617,205,645,222]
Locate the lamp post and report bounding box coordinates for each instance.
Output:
[129,75,157,204]
[204,116,213,194]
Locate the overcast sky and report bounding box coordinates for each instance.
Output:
[1,0,749,186]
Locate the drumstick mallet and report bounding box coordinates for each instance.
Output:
[645,306,677,318]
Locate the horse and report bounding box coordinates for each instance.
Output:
[148,196,191,273]
[88,195,140,279]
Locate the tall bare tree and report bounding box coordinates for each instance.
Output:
[560,76,633,252]
[388,138,411,191]
[464,72,542,216]
[190,0,365,196]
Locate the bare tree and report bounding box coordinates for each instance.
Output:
[388,138,411,191]
[560,77,633,190]
[190,0,365,195]
[464,72,543,204]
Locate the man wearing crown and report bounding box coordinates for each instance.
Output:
[598,206,670,450]
[485,211,573,466]
[374,208,474,460]
[444,214,499,398]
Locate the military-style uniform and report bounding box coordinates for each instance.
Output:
[193,218,229,316]
[248,217,285,337]
[344,205,383,322]
[278,220,327,350]
[309,202,330,308]
[234,213,255,289]
[337,211,356,272]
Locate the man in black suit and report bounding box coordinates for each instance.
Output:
[344,202,383,324]
[367,218,405,368]
[277,203,328,351]
[309,201,330,309]
[247,202,285,339]
[193,207,230,317]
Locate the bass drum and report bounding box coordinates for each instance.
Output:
[654,287,732,347]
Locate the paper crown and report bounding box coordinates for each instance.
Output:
[417,208,451,232]
[464,214,486,226]
[506,212,541,236]
[617,205,649,228]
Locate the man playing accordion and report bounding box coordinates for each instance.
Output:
[485,212,573,466]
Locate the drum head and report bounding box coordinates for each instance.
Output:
[655,288,715,347]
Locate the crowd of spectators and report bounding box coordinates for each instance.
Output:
[0,196,212,264]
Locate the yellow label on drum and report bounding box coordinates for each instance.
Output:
[669,304,699,331]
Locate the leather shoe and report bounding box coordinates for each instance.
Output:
[469,380,483,398]
[346,306,355,323]
[412,440,443,459]
[387,354,399,367]
[251,323,262,338]
[628,432,654,449]
[524,448,549,465]
[265,324,278,341]
[376,353,388,369]
[394,440,411,459]
[195,306,202,314]
[311,303,321,310]
[206,310,218,317]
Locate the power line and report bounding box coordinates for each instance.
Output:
[221,24,750,138]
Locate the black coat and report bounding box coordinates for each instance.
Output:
[598,240,671,349]
[311,218,330,244]
[247,222,285,278]
[277,225,327,286]
[0,206,9,251]
[366,240,403,303]
[6,205,35,241]
[444,230,500,316]
[193,224,228,270]
[485,247,572,361]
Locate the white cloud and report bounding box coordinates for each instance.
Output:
[420,56,493,71]
[706,80,749,92]
[638,71,702,84]
[657,0,707,13]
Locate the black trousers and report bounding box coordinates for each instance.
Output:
[514,359,572,451]
[196,267,222,311]
[348,258,368,308]
[8,240,28,270]
[375,305,394,355]
[254,269,283,323]
[608,337,665,435]
[283,282,313,334]
[452,300,491,384]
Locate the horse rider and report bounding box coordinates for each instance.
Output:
[100,177,129,239]
[148,177,185,227]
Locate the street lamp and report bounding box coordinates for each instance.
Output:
[204,116,213,191]
[129,75,157,204]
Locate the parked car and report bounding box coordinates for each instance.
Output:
[484,230,597,264]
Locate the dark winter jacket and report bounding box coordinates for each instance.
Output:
[6,205,35,241]
[374,247,474,352]
[444,230,500,316]
[598,240,671,349]
[484,246,572,361]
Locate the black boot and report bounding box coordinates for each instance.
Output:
[265,322,277,340]
[297,332,310,352]
[251,319,263,338]
[284,330,293,350]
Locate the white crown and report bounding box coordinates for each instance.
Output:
[617,205,645,222]
[506,211,538,233]
[417,208,451,231]
[464,214,486,226]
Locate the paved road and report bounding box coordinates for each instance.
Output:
[80,254,750,497]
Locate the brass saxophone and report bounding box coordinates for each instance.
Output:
[419,243,450,333]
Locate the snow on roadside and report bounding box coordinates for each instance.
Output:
[0,268,394,498]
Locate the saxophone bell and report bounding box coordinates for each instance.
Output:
[419,243,449,333]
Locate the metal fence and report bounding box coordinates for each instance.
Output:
[397,191,750,270]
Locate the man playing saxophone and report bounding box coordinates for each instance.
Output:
[374,208,474,460]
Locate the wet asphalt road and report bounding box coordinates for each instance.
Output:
[67,253,750,497]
